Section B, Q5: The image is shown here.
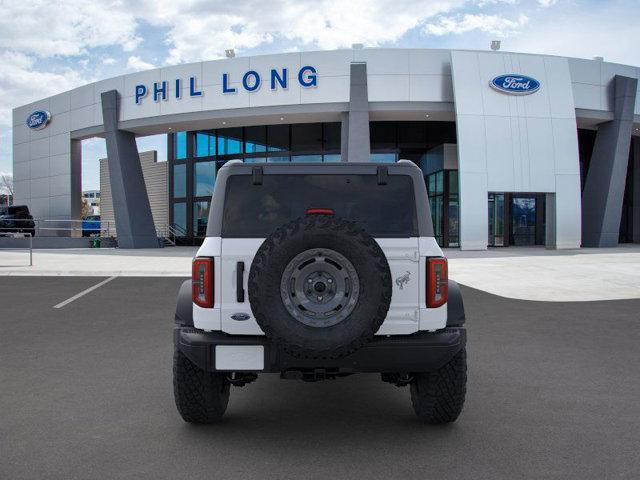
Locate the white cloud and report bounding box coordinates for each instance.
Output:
[102,57,116,65]
[133,0,466,64]
[424,13,529,36]
[0,51,89,172]
[538,0,558,7]
[0,0,141,57]
[475,0,517,6]
[0,51,86,125]
[507,10,640,66]
[126,55,156,72]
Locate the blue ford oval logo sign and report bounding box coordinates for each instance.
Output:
[231,313,251,321]
[490,74,540,95]
[26,110,51,130]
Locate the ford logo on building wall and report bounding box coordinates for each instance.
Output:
[490,74,540,95]
[26,110,51,130]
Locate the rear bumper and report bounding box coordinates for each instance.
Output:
[174,326,466,374]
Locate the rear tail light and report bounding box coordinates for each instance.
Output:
[427,257,448,308]
[305,208,335,215]
[192,257,214,308]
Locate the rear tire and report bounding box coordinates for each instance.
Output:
[410,348,467,424]
[173,348,230,423]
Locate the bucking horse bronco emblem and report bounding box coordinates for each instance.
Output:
[395,271,411,290]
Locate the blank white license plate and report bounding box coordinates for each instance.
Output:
[215,345,264,371]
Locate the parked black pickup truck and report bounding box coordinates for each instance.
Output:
[0,205,36,237]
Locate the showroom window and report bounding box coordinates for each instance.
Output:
[245,126,267,153]
[193,201,210,237]
[174,131,187,160]
[173,202,187,234]
[291,123,322,151]
[267,124,289,152]
[173,163,186,198]
[195,131,216,157]
[217,127,243,155]
[194,161,215,197]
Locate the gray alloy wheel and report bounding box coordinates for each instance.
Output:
[280,248,360,328]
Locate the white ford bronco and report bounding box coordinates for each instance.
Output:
[173,160,467,424]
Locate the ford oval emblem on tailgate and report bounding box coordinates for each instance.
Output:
[231,313,251,321]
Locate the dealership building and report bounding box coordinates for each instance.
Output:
[11,48,640,249]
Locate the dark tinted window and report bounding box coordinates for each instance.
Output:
[245,126,267,153]
[291,123,322,151]
[217,128,242,155]
[323,123,341,151]
[398,122,427,148]
[267,124,289,152]
[222,174,417,237]
[370,122,396,150]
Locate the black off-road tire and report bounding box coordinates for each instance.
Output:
[173,348,230,424]
[248,215,392,359]
[410,348,467,424]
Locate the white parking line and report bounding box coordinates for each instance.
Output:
[53,276,118,309]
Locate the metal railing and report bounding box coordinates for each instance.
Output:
[156,223,188,246]
[1,219,188,249]
[0,218,115,237]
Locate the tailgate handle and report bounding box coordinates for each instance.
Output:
[236,261,245,303]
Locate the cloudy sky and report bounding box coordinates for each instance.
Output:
[1,0,638,190]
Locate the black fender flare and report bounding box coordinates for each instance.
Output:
[175,279,193,326]
[446,280,465,327]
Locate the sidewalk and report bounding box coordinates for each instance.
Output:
[1,245,639,301]
[446,245,640,301]
[0,247,196,277]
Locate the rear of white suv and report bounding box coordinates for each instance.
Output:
[173,161,466,425]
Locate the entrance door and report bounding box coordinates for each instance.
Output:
[488,193,505,246]
[510,196,537,246]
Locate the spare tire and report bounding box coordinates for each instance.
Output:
[248,214,392,359]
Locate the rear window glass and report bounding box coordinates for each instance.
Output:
[222,174,417,237]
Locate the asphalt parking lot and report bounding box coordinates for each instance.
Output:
[1,277,639,479]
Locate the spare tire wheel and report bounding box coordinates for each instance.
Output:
[248,214,392,359]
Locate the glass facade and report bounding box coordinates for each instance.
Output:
[174,131,187,160]
[173,202,187,234]
[193,201,210,238]
[488,193,505,246]
[173,163,186,198]
[168,121,458,243]
[424,170,459,247]
[419,143,460,247]
[194,161,215,197]
[195,131,215,157]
